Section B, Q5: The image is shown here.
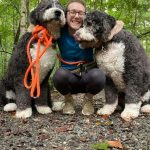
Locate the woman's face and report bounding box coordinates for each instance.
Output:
[66,2,86,32]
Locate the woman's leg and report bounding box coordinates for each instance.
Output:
[53,68,79,114]
[82,68,106,115]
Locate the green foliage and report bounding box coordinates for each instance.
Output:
[92,142,109,150]
[0,0,150,76]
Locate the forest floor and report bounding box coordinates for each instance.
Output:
[0,90,150,150]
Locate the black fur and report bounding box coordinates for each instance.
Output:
[75,10,150,121]
[0,0,65,118]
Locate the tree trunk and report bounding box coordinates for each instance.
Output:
[20,0,29,37]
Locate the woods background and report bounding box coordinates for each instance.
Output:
[0,0,150,78]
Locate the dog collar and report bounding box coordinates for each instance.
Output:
[108,20,124,40]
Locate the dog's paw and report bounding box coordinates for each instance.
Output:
[97,103,117,116]
[52,101,65,111]
[15,108,32,118]
[141,104,150,113]
[4,103,17,112]
[63,102,75,115]
[82,101,94,115]
[35,105,52,114]
[121,103,141,122]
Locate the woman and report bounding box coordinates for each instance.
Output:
[53,0,105,115]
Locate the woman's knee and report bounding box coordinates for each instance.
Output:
[53,68,69,82]
[88,68,106,85]
[86,69,106,94]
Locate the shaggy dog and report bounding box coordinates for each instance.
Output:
[0,0,65,118]
[74,10,150,121]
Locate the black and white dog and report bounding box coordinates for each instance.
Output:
[0,0,65,118]
[74,10,150,121]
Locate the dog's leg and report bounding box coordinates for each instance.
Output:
[34,80,52,115]
[97,77,118,116]
[15,84,32,118]
[3,90,17,111]
[141,90,150,113]
[121,84,142,122]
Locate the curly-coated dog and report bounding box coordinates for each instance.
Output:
[0,0,65,118]
[74,10,150,121]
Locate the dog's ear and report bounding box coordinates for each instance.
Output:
[30,1,47,25]
[106,14,116,29]
[102,14,116,33]
[96,12,116,42]
[30,9,38,25]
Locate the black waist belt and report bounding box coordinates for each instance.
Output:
[70,61,97,74]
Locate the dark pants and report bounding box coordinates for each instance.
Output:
[53,67,105,95]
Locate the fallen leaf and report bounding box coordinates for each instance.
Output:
[21,118,28,124]
[38,134,49,141]
[79,137,88,142]
[92,142,109,150]
[95,121,102,126]
[100,115,109,120]
[55,126,68,132]
[105,121,113,126]
[10,111,16,116]
[107,140,123,149]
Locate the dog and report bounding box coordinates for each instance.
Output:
[74,10,150,121]
[0,0,65,118]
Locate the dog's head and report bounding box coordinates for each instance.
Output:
[74,10,116,48]
[30,0,66,39]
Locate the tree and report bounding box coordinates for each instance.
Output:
[0,0,150,76]
[20,0,29,37]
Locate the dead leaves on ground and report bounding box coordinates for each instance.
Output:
[107,140,123,149]
[55,125,74,133]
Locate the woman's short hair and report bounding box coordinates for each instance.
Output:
[66,0,86,10]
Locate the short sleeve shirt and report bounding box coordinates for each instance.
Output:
[58,25,94,70]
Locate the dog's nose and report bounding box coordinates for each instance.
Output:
[55,10,61,17]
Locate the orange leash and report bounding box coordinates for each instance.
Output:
[57,54,87,65]
[24,25,53,98]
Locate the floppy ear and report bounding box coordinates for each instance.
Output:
[30,9,38,25]
[30,0,49,25]
[107,14,116,29]
[30,2,45,25]
[101,14,116,42]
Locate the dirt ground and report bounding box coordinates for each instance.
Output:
[0,90,150,150]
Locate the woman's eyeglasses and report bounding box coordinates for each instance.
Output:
[67,10,86,17]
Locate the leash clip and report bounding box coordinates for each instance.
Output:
[78,63,85,76]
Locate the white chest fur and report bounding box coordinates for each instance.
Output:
[96,42,126,90]
[30,43,56,83]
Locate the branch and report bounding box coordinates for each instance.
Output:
[137,31,150,38]
[0,49,12,55]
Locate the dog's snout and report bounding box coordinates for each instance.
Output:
[55,10,61,17]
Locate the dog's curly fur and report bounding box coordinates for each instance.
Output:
[75,10,150,121]
[0,0,65,118]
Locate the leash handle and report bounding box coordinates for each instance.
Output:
[24,25,53,98]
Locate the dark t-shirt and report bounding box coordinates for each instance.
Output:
[58,25,94,70]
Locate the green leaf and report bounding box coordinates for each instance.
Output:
[91,142,110,150]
